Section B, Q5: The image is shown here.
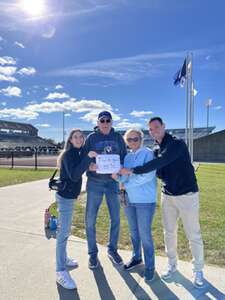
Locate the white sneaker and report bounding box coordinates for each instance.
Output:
[194,271,204,288]
[56,271,77,289]
[66,258,79,268]
[161,264,177,279]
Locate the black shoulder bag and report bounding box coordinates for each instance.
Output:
[48,169,67,192]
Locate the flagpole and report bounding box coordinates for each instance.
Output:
[190,79,195,163]
[189,53,193,162]
[185,53,189,146]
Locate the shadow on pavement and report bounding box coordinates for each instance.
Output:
[162,271,225,300]
[92,264,116,300]
[57,283,81,300]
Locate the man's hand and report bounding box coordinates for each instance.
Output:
[89,162,97,172]
[88,151,97,158]
[119,168,133,176]
[111,173,118,180]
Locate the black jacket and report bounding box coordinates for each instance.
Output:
[58,147,92,199]
[133,133,198,196]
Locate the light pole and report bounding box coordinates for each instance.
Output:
[62,110,65,146]
[206,98,212,133]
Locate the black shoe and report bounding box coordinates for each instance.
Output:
[124,258,143,271]
[107,250,123,265]
[88,255,99,269]
[144,268,155,282]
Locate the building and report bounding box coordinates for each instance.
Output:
[83,127,215,147]
[0,120,58,155]
[194,129,225,162]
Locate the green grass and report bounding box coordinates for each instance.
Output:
[72,163,225,267]
[0,168,53,187]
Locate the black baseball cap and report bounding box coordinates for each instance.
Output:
[98,111,112,120]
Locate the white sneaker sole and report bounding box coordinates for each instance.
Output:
[88,260,99,269]
[124,261,143,271]
[194,282,204,289]
[56,279,77,290]
[66,262,79,268]
[161,269,177,280]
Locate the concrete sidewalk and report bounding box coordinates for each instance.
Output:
[0,179,224,300]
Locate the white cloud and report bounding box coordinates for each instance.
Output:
[42,25,56,39]
[0,108,38,120]
[130,110,153,117]
[48,49,190,83]
[0,97,119,122]
[0,66,17,76]
[14,41,25,49]
[0,36,3,42]
[81,110,120,124]
[55,84,63,90]
[1,101,7,106]
[0,86,21,97]
[213,105,222,110]
[36,123,50,128]
[18,67,36,76]
[0,74,18,82]
[26,99,113,114]
[45,92,70,100]
[0,56,16,65]
[115,121,143,129]
[65,113,71,117]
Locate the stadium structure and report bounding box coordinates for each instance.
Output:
[1,119,221,162]
[83,127,215,146]
[0,120,58,156]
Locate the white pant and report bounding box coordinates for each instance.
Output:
[161,192,204,272]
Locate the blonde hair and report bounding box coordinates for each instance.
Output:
[57,128,85,168]
[124,129,144,145]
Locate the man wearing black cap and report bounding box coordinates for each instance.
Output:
[84,111,127,269]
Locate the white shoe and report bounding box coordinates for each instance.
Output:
[194,271,204,288]
[66,258,79,268]
[56,271,77,289]
[161,264,177,279]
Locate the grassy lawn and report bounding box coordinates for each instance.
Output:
[72,163,225,267]
[0,168,53,187]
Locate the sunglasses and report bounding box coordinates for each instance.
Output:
[99,118,111,123]
[127,137,140,143]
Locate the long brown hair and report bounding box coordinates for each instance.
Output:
[57,129,85,168]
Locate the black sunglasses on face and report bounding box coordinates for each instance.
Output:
[127,137,140,143]
[99,118,111,123]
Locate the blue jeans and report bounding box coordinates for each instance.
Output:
[56,193,75,272]
[124,203,156,270]
[85,178,120,256]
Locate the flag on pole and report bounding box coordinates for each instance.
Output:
[205,98,212,106]
[191,81,197,96]
[173,58,187,87]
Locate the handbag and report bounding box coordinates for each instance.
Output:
[119,189,129,207]
[48,169,67,192]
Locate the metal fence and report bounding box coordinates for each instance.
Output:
[0,150,58,169]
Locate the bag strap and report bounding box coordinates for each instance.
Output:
[50,169,58,180]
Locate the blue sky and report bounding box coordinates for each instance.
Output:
[0,0,224,141]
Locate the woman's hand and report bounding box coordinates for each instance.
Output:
[111,173,118,180]
[119,168,133,176]
[89,162,97,171]
[88,151,97,158]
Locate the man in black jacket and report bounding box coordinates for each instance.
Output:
[120,117,204,288]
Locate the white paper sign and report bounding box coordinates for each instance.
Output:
[96,154,121,174]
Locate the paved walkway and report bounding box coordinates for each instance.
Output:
[0,179,224,300]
